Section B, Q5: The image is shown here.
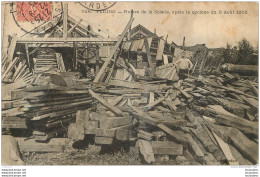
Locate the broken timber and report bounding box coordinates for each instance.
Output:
[94,17,134,83]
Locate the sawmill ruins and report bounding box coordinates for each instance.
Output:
[1,2,258,165]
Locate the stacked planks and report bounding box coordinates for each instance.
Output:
[2,72,93,142]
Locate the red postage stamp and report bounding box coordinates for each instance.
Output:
[16,2,52,22]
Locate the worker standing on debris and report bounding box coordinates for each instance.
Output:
[175,51,193,80]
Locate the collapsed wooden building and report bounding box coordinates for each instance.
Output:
[2,5,259,165]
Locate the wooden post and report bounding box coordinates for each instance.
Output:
[93,17,134,83]
[96,45,100,73]
[182,36,185,50]
[63,2,68,39]
[2,3,9,56]
[128,10,133,41]
[75,43,78,70]
[144,37,155,75]
[24,44,31,72]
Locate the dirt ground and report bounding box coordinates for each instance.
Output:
[20,142,184,165]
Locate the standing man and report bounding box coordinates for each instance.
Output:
[175,51,193,80]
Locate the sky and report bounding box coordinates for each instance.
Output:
[3,2,259,48]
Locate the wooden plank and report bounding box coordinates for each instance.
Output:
[24,44,31,71]
[104,49,121,84]
[94,17,134,83]
[164,97,177,111]
[95,137,113,145]
[95,128,116,138]
[110,95,123,106]
[89,89,123,116]
[240,95,258,109]
[68,19,83,35]
[115,129,132,141]
[247,80,258,95]
[17,138,66,152]
[2,80,27,100]
[109,79,165,91]
[99,117,132,129]
[157,124,204,157]
[143,97,164,110]
[213,132,239,165]
[63,2,68,39]
[144,37,155,74]
[7,34,17,62]
[85,121,99,134]
[68,123,85,141]
[229,144,253,165]
[151,141,183,155]
[95,45,100,73]
[17,37,117,43]
[207,105,258,135]
[206,122,258,164]
[149,92,155,104]
[2,57,19,80]
[138,140,155,163]
[156,39,165,60]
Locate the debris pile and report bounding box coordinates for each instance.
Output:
[2,10,258,165]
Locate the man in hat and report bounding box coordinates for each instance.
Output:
[175,51,193,80]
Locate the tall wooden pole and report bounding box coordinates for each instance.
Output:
[182,36,185,50]
[63,2,68,39]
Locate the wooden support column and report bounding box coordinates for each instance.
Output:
[182,36,185,49]
[63,2,68,39]
[24,44,31,72]
[73,42,78,70]
[96,45,100,73]
[144,37,155,75]
[2,3,9,56]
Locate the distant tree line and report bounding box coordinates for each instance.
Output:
[222,38,257,65]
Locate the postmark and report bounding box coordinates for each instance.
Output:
[79,2,116,11]
[11,2,63,35]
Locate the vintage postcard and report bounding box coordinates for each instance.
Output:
[1,1,258,169]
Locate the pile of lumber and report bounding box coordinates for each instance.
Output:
[68,110,134,146]
[85,69,258,165]
[2,71,93,142]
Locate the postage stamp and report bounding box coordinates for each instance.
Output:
[16,2,53,22]
[79,2,116,11]
[11,2,63,35]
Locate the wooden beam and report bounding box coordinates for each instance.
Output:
[68,16,99,37]
[104,49,121,84]
[63,2,68,39]
[143,97,164,110]
[89,89,123,116]
[144,37,155,74]
[24,44,31,71]
[95,45,100,73]
[205,122,258,164]
[17,37,117,43]
[212,132,239,165]
[68,19,83,36]
[7,34,17,62]
[247,80,258,96]
[94,17,134,83]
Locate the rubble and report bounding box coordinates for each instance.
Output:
[2,8,258,166]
